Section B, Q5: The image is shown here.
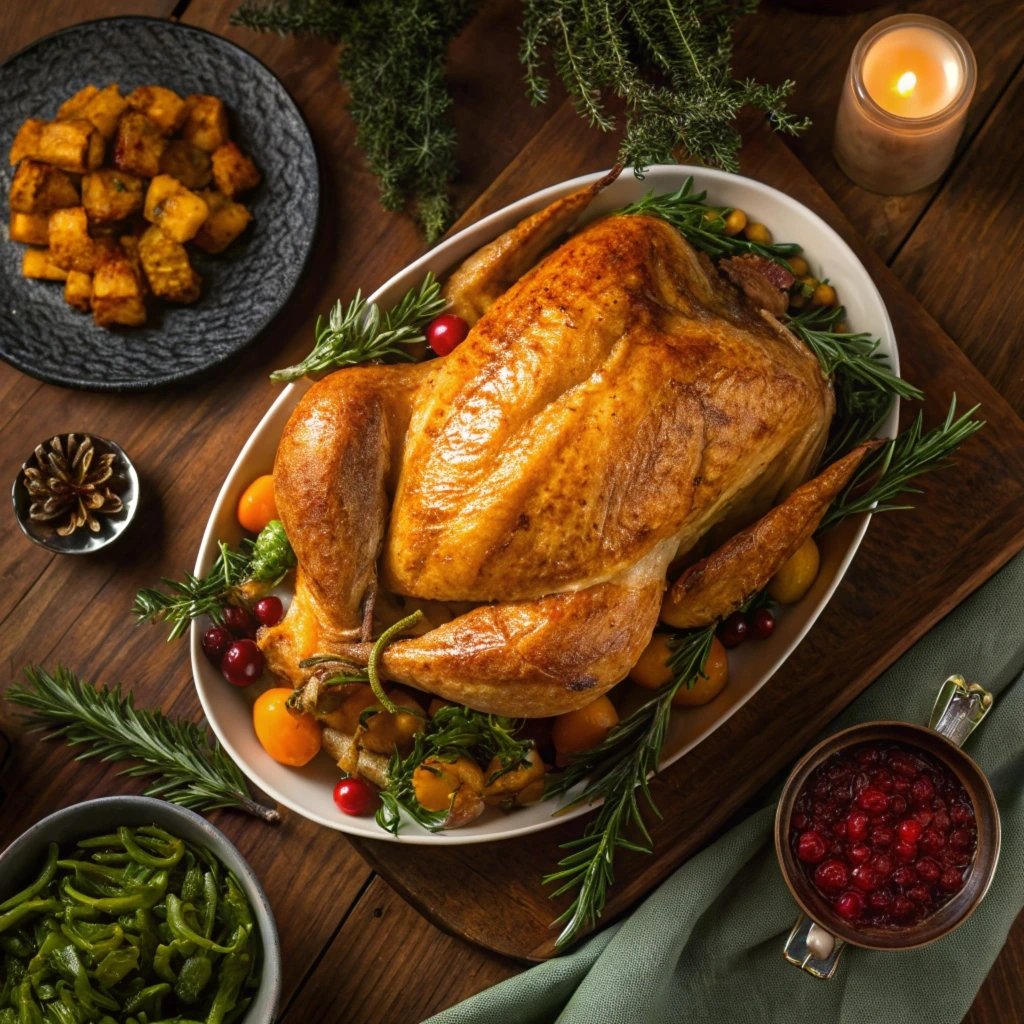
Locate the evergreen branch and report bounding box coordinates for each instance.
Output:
[271,273,447,382]
[6,666,280,823]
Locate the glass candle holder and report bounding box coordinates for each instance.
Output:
[833,15,976,195]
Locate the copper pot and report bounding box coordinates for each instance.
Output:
[775,676,999,977]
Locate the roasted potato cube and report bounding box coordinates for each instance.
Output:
[113,111,167,178]
[82,84,127,140]
[127,85,188,136]
[92,250,147,327]
[158,140,212,190]
[119,234,147,294]
[65,270,92,312]
[210,142,260,197]
[9,212,49,245]
[194,190,252,254]
[9,119,44,165]
[182,95,229,153]
[48,207,96,272]
[56,85,99,121]
[138,224,201,303]
[22,248,68,281]
[143,174,208,243]
[9,160,79,214]
[82,168,145,223]
[36,119,105,173]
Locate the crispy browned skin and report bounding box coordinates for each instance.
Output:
[263,184,834,713]
[661,440,883,628]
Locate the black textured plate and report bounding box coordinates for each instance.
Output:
[0,17,319,391]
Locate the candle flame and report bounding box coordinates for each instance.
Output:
[896,71,917,97]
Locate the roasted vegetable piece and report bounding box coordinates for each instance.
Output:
[127,85,188,135]
[9,212,49,245]
[9,160,79,214]
[36,119,105,173]
[182,94,229,153]
[56,84,98,121]
[48,207,97,272]
[193,189,251,254]
[21,249,68,281]
[8,118,43,165]
[81,83,127,140]
[81,167,145,223]
[211,141,260,197]
[119,233,147,294]
[113,110,168,177]
[92,248,147,327]
[144,174,209,243]
[64,270,93,311]
[159,139,213,189]
[138,224,201,303]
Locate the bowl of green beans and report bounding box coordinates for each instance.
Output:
[0,796,280,1024]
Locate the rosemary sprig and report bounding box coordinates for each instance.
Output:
[6,666,280,823]
[543,623,716,947]
[819,395,985,531]
[271,273,448,383]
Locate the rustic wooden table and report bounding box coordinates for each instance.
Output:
[1,2,1022,1022]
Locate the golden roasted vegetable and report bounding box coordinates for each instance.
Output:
[120,234,146,293]
[22,248,68,281]
[113,111,167,177]
[158,140,212,190]
[82,168,145,223]
[56,85,98,121]
[92,248,147,327]
[9,118,43,165]
[9,212,49,246]
[36,119,105,173]
[48,207,97,272]
[9,160,79,214]
[182,94,229,153]
[64,269,93,311]
[82,84,128,140]
[138,223,201,303]
[211,141,260,197]
[127,85,188,135]
[143,174,208,243]
[193,189,251,254]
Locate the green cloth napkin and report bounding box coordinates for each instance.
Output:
[430,550,1024,1024]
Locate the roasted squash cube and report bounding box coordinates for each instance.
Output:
[82,168,145,223]
[113,111,167,178]
[210,142,260,197]
[92,249,147,327]
[143,174,208,243]
[119,234,147,294]
[193,190,252,254]
[22,248,68,281]
[56,85,99,121]
[65,270,92,312]
[82,84,128,140]
[9,212,49,245]
[48,207,96,272]
[158,140,212,190]
[138,224,201,303]
[36,119,105,173]
[127,85,188,136]
[182,95,229,153]
[9,160,79,214]
[9,119,44,165]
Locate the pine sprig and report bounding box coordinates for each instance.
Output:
[271,272,448,383]
[6,666,280,823]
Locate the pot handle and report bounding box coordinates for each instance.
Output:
[783,675,992,979]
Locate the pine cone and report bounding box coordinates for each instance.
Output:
[23,434,124,536]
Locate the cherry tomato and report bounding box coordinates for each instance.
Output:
[253,596,283,628]
[221,639,264,687]
[333,776,374,815]
[426,313,469,356]
[237,474,277,534]
[254,688,322,766]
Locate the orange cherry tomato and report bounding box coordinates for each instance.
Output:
[552,695,619,756]
[253,687,322,766]
[672,637,729,707]
[237,474,277,534]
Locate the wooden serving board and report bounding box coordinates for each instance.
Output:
[345,108,1024,961]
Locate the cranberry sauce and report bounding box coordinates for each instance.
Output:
[789,740,977,929]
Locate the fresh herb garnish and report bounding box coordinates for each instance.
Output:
[271,273,447,383]
[6,666,280,822]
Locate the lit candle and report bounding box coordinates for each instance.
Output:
[833,15,976,195]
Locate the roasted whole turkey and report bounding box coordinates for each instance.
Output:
[260,171,876,717]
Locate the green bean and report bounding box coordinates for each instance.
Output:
[16,978,43,1024]
[116,829,183,871]
[0,902,61,935]
[75,835,122,850]
[62,871,167,913]
[121,982,170,1016]
[164,899,238,954]
[59,921,123,957]
[0,846,58,915]
[201,874,218,942]
[56,860,126,885]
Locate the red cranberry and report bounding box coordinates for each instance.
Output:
[202,625,233,664]
[914,858,941,885]
[893,838,918,862]
[846,843,871,866]
[910,776,935,805]
[939,868,964,893]
[950,802,974,825]
[949,828,973,850]
[854,745,881,765]
[220,639,264,687]
[870,827,894,850]
[223,604,258,639]
[796,830,828,864]
[890,795,907,815]
[907,885,932,904]
[897,819,923,843]
[748,608,775,641]
[333,776,374,815]
[932,809,951,831]
[891,865,917,889]
[892,777,910,795]
[872,769,894,793]
[832,820,848,839]
[851,865,879,892]
[889,751,920,777]
[253,595,283,628]
[792,812,809,830]
[857,788,889,814]
[834,892,864,920]
[892,897,915,919]
[870,853,893,878]
[425,313,469,356]
[919,828,945,855]
[717,611,749,648]
[916,809,934,827]
[846,812,869,844]
[868,887,894,911]
[814,859,849,893]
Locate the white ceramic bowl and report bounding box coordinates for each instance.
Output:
[192,166,899,845]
